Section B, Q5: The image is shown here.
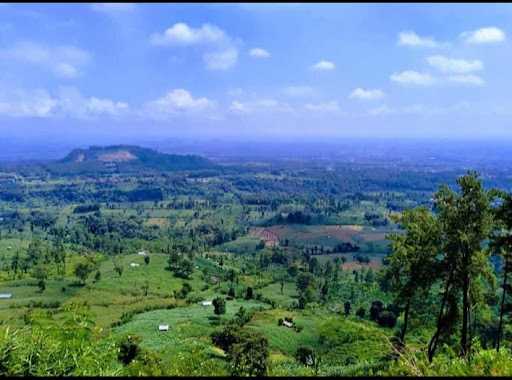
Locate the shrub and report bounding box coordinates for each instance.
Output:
[296,346,316,366]
[118,335,141,366]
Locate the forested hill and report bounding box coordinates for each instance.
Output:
[44,145,217,175]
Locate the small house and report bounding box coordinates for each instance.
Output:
[283,320,294,328]
[0,293,12,299]
[138,251,147,256]
[130,263,140,268]
[201,300,212,307]
[158,324,169,332]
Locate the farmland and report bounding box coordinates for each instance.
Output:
[0,145,511,376]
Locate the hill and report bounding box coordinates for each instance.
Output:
[45,145,217,175]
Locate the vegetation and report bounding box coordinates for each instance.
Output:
[0,146,511,375]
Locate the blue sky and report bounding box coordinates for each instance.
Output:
[1,3,512,141]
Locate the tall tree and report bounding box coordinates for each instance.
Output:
[385,207,441,344]
[489,190,512,352]
[428,171,493,360]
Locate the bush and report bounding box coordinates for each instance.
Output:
[118,335,141,366]
[377,310,397,328]
[296,346,316,366]
[369,300,384,321]
[212,297,226,315]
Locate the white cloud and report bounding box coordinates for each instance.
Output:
[447,74,485,86]
[0,86,128,119]
[427,55,483,74]
[229,100,251,113]
[461,27,506,44]
[349,88,385,100]
[0,88,57,118]
[150,22,239,70]
[0,41,91,79]
[90,3,136,13]
[56,87,129,118]
[397,31,442,48]
[203,48,238,70]
[390,70,435,86]
[282,85,315,97]
[304,101,341,113]
[311,60,335,71]
[150,23,226,46]
[145,89,215,118]
[249,47,270,58]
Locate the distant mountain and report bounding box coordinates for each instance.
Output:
[45,145,217,175]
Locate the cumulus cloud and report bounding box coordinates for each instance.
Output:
[447,74,485,86]
[150,23,226,46]
[0,41,91,79]
[56,86,129,118]
[397,31,443,48]
[0,86,128,119]
[311,60,335,71]
[304,101,341,113]
[390,70,435,86]
[150,22,239,70]
[0,88,57,118]
[203,48,238,70]
[349,88,385,100]
[144,89,215,118]
[461,27,506,44]
[249,47,270,58]
[427,55,483,73]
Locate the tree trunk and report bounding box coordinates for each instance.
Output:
[496,255,509,352]
[460,252,470,358]
[400,298,411,344]
[428,268,454,362]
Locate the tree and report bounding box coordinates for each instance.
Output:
[213,297,226,315]
[296,346,316,367]
[308,257,320,274]
[32,265,48,293]
[74,262,93,285]
[489,190,512,352]
[377,310,397,328]
[173,258,193,279]
[356,307,365,318]
[385,207,441,343]
[344,301,351,316]
[296,272,313,294]
[369,300,384,321]
[177,282,192,299]
[211,325,242,352]
[245,287,253,300]
[229,331,269,377]
[118,335,141,366]
[144,255,150,265]
[427,172,494,361]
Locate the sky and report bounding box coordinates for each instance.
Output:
[1,3,512,142]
